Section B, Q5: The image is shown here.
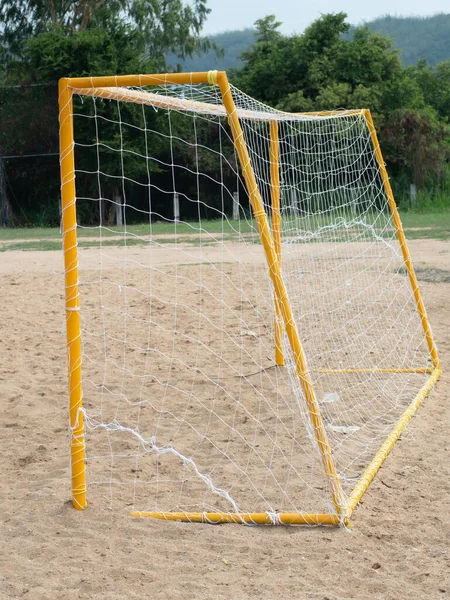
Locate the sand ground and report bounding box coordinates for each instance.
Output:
[1,238,449,600]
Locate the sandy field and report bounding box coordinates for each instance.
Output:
[1,237,449,600]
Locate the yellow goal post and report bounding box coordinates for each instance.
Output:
[59,71,441,526]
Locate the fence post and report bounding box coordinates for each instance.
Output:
[115,193,123,226]
[173,192,180,223]
[232,191,239,220]
[0,153,6,227]
[291,190,299,216]
[410,184,416,208]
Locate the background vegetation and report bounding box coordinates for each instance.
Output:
[0,3,449,225]
[173,13,450,72]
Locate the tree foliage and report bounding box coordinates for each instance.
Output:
[232,13,450,198]
[0,0,211,63]
[0,0,216,224]
[232,15,405,110]
[165,14,450,74]
[1,8,450,224]
[380,108,450,188]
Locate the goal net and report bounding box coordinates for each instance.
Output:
[59,71,440,525]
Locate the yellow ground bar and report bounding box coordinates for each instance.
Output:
[346,366,442,517]
[131,367,441,527]
[132,511,341,526]
[317,368,432,374]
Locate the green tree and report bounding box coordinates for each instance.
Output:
[233,13,350,105]
[408,59,450,121]
[0,0,214,224]
[232,13,410,112]
[233,13,449,193]
[380,108,450,188]
[0,0,211,63]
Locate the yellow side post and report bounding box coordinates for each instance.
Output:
[216,71,345,518]
[270,120,284,366]
[345,111,442,518]
[364,109,440,370]
[59,78,87,510]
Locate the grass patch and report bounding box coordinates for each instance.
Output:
[0,227,66,241]
[1,210,449,251]
[77,235,244,248]
[398,266,450,283]
[400,211,450,240]
[0,234,246,252]
[0,220,257,241]
[401,211,450,228]
[0,240,63,252]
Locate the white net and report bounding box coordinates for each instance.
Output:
[64,78,433,521]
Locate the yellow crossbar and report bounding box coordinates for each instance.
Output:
[67,72,218,89]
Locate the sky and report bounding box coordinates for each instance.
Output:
[201,0,450,35]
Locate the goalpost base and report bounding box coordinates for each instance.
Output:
[131,511,343,526]
[345,366,441,516]
[131,367,441,526]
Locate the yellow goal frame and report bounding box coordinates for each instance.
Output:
[59,71,441,526]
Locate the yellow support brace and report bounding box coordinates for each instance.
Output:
[269,120,284,366]
[216,71,345,518]
[59,78,87,510]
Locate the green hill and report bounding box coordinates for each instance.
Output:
[169,13,450,72]
[348,14,450,66]
[167,28,255,71]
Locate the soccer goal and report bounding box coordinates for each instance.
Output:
[59,71,441,526]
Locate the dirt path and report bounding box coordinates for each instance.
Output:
[0,238,449,599]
